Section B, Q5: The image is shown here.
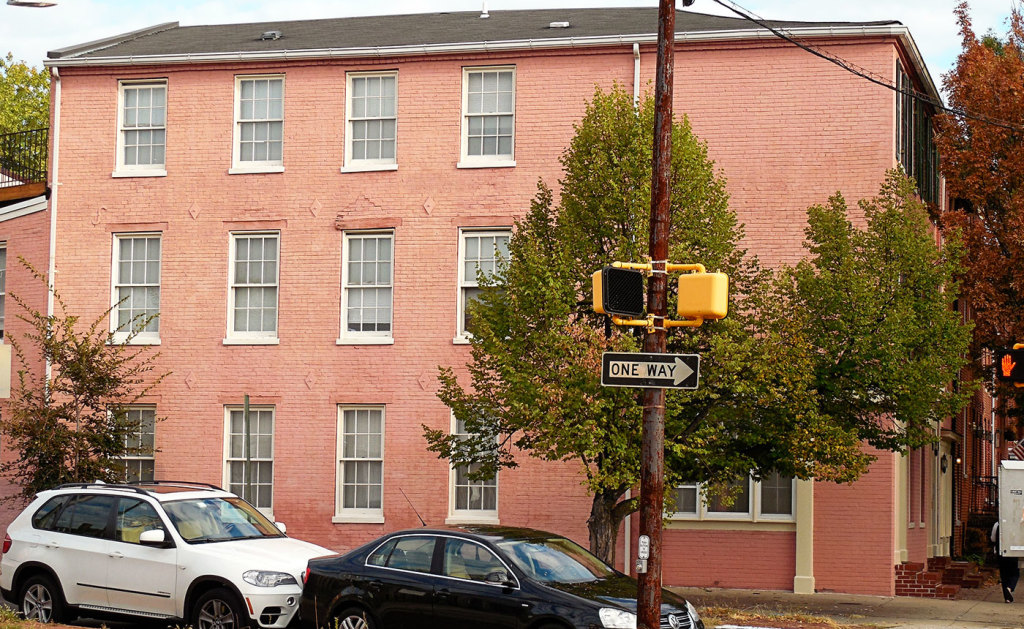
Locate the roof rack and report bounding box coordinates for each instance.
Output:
[54,482,150,495]
[135,480,224,491]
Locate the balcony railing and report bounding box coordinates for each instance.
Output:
[0,127,48,202]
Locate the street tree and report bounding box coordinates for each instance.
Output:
[0,52,49,135]
[0,260,166,502]
[934,2,1024,420]
[426,87,963,563]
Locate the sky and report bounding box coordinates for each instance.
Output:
[1,0,1019,94]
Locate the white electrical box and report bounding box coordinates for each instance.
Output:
[998,460,1024,557]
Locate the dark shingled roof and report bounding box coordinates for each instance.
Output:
[47,8,902,61]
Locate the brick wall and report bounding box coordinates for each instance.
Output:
[10,32,914,595]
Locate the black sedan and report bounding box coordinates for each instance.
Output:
[300,525,703,629]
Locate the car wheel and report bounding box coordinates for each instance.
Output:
[332,607,375,629]
[20,574,66,623]
[193,587,251,629]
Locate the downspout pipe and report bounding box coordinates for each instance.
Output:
[633,42,641,107]
[46,66,61,385]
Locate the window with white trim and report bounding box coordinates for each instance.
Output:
[121,406,155,482]
[672,472,794,521]
[345,72,397,170]
[112,233,161,342]
[337,405,384,519]
[233,75,284,171]
[227,232,279,342]
[341,231,393,341]
[460,66,515,166]
[116,81,166,175]
[457,229,509,338]
[225,406,274,511]
[450,416,497,520]
[0,244,6,339]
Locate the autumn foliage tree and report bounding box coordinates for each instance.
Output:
[935,2,1024,420]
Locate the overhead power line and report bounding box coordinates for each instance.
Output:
[707,0,1023,132]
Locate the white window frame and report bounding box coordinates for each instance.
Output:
[121,406,156,483]
[343,71,398,172]
[0,243,6,341]
[223,405,275,517]
[447,413,498,524]
[335,405,385,523]
[458,66,516,168]
[455,228,510,342]
[114,80,167,177]
[110,233,161,344]
[671,473,795,523]
[231,74,285,174]
[339,230,394,345]
[225,231,280,345]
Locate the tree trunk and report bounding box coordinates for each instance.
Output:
[587,487,636,566]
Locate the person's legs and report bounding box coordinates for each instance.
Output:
[999,557,1018,602]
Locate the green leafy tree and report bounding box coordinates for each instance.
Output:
[0,52,49,134]
[777,171,973,453]
[0,260,166,502]
[426,87,970,562]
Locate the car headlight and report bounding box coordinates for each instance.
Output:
[686,600,701,623]
[598,607,637,629]
[242,570,298,587]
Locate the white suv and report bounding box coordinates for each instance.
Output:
[0,481,333,628]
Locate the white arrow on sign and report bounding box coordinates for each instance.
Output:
[607,356,695,385]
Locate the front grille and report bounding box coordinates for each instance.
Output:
[660,611,693,629]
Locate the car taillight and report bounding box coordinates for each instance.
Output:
[303,567,310,584]
[2,534,11,554]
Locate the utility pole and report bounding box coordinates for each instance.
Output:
[636,0,675,627]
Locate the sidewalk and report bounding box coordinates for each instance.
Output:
[669,584,1023,628]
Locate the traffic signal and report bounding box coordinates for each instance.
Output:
[593,266,645,317]
[677,272,728,320]
[996,348,1024,384]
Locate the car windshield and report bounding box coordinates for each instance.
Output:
[496,536,616,583]
[162,496,283,543]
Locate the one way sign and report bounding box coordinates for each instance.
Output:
[601,352,700,389]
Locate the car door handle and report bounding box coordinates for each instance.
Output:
[367,580,383,592]
[435,588,452,601]
[109,551,124,559]
[44,542,59,550]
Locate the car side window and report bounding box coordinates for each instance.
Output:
[367,538,398,566]
[384,536,436,573]
[442,538,506,582]
[31,496,70,531]
[53,495,118,539]
[115,498,164,544]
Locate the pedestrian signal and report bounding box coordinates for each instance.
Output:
[996,348,1024,384]
[593,266,645,317]
[677,272,729,320]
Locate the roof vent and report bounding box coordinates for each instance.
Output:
[260,30,282,41]
[480,2,489,18]
[548,21,570,29]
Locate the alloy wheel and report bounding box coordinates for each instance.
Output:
[198,598,238,629]
[23,583,53,623]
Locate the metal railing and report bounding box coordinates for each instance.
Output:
[0,127,48,189]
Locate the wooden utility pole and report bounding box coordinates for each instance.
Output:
[636,0,674,627]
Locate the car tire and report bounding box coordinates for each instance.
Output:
[192,587,251,629]
[19,574,67,624]
[331,607,375,629]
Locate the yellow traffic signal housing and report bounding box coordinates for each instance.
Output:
[593,266,645,317]
[677,272,729,320]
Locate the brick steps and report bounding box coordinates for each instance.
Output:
[896,561,960,599]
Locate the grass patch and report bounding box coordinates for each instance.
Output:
[699,605,885,629]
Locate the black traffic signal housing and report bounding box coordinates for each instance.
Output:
[593,266,645,317]
[996,348,1024,385]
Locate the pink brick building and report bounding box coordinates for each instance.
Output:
[3,8,959,595]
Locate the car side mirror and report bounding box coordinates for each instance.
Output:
[275,522,287,534]
[485,570,514,587]
[139,529,169,547]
